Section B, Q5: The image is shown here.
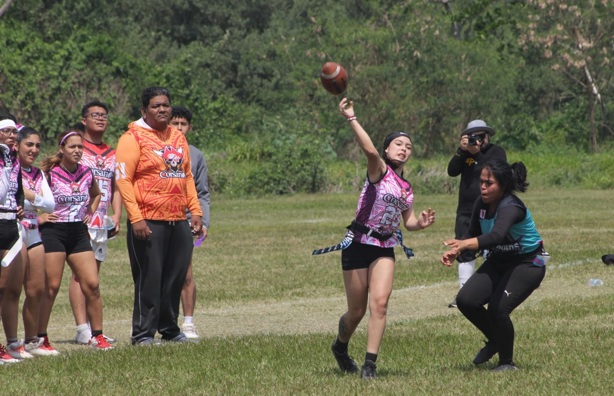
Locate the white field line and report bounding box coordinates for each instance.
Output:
[47,258,610,346]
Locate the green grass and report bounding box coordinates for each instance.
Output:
[4,188,614,395]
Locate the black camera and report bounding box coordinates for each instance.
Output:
[468,134,484,146]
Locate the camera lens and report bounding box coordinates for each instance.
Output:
[468,134,483,146]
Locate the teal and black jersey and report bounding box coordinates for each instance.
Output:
[468,194,542,258]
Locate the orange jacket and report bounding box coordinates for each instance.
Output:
[115,119,202,223]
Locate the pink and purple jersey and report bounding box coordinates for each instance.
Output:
[80,140,116,229]
[355,166,414,247]
[48,164,95,222]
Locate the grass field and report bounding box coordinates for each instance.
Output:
[3,188,614,395]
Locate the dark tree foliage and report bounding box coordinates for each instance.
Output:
[1,0,612,194]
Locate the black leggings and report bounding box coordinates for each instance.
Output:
[456,255,546,364]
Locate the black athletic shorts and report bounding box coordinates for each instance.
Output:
[341,242,395,271]
[40,222,92,255]
[0,220,19,250]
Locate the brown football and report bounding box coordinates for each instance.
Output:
[320,62,348,95]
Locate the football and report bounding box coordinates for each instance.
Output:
[320,62,348,95]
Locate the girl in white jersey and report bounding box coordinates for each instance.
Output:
[329,98,436,379]
[17,127,56,356]
[38,130,113,351]
[0,116,28,363]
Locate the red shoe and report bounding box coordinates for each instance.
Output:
[0,344,21,364]
[38,336,61,356]
[89,334,114,350]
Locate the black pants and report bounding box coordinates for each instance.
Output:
[127,220,193,342]
[454,212,476,263]
[456,254,546,364]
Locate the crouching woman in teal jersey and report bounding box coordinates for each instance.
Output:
[441,159,547,372]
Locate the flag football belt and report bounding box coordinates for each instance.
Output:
[347,220,394,241]
[312,221,415,259]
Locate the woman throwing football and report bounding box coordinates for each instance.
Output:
[328,98,435,379]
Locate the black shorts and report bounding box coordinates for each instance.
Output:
[0,220,19,250]
[40,222,92,255]
[341,242,395,271]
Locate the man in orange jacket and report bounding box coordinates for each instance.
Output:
[115,87,203,345]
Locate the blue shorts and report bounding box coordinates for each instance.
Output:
[341,242,395,271]
[40,222,92,255]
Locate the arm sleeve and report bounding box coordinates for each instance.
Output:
[476,204,525,249]
[192,151,210,229]
[0,167,10,204]
[32,171,55,213]
[115,133,145,223]
[447,148,468,177]
[182,141,202,218]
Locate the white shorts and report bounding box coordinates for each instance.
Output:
[88,228,108,262]
[23,227,42,249]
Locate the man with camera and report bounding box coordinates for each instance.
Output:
[446,120,507,308]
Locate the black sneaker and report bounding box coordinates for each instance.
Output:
[448,296,458,308]
[331,343,358,373]
[492,362,518,372]
[360,360,377,379]
[473,341,498,365]
[602,255,614,265]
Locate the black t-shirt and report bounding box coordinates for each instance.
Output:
[447,143,507,213]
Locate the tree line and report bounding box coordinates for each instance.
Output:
[1,0,612,194]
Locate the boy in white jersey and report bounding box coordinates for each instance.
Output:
[69,101,122,345]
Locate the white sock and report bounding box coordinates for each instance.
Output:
[458,260,476,288]
[76,323,90,333]
[183,316,193,325]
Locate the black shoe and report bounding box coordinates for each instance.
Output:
[492,362,518,372]
[331,343,358,373]
[473,341,498,365]
[360,360,377,379]
[602,255,614,265]
[448,296,458,308]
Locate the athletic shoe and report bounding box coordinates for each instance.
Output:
[448,296,458,308]
[89,334,114,350]
[24,337,53,357]
[181,322,200,339]
[473,341,498,365]
[331,343,358,373]
[133,337,158,346]
[103,334,116,344]
[0,344,21,364]
[75,328,92,345]
[163,333,190,343]
[7,340,34,359]
[492,362,518,372]
[602,254,614,265]
[360,360,377,379]
[38,336,60,356]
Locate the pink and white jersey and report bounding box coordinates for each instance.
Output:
[0,158,21,212]
[355,166,414,247]
[48,164,95,222]
[80,140,116,229]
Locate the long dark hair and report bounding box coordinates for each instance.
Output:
[483,159,529,194]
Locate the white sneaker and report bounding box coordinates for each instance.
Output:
[25,337,52,357]
[181,322,200,339]
[7,340,34,359]
[75,327,92,345]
